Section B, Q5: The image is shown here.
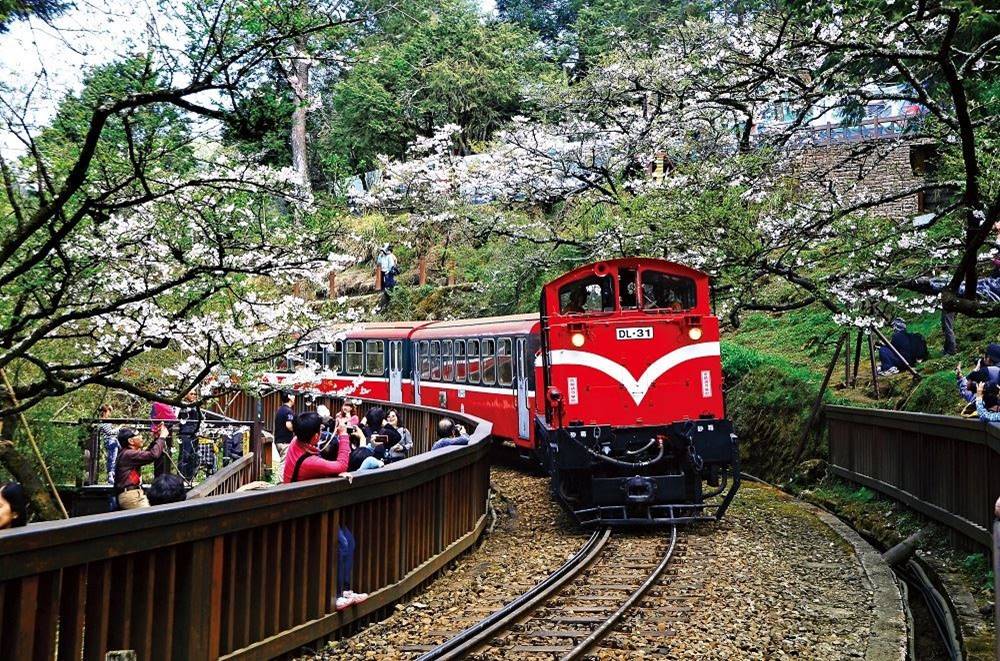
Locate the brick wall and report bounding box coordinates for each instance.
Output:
[786,139,935,222]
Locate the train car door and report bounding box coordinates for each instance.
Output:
[516,337,530,439]
[388,340,403,403]
[413,342,422,406]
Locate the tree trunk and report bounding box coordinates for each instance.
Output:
[287,37,313,193]
[0,440,65,521]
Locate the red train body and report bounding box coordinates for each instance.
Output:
[265,258,739,525]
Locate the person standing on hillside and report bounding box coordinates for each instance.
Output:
[376,244,398,292]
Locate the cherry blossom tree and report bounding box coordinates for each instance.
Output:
[361,0,1000,327]
[0,0,365,516]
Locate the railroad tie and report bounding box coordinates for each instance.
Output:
[549,616,606,624]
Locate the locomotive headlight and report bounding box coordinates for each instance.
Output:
[571,332,586,347]
[688,327,703,341]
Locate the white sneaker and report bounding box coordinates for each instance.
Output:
[336,596,353,611]
[346,590,368,604]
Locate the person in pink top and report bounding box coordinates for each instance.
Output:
[333,401,360,429]
[282,410,367,610]
[282,411,352,482]
[150,399,177,477]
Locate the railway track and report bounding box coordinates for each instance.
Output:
[415,527,679,660]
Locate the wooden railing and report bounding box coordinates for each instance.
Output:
[0,406,492,660]
[79,416,264,491]
[186,453,258,499]
[826,405,1000,549]
[754,113,925,146]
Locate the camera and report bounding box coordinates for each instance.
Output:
[346,425,357,434]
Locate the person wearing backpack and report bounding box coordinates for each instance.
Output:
[282,411,367,609]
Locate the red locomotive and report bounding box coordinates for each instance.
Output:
[266,258,740,525]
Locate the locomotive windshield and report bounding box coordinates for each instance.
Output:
[641,270,697,311]
[559,275,614,314]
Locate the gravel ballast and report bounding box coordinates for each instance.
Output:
[311,468,905,660]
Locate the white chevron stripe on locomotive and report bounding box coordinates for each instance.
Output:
[546,341,721,405]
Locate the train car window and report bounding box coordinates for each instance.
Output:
[497,338,513,386]
[455,340,466,382]
[558,275,614,314]
[482,338,496,385]
[619,267,639,310]
[467,339,481,384]
[365,340,385,375]
[419,341,430,380]
[326,340,343,373]
[641,271,697,311]
[346,340,364,374]
[303,343,325,367]
[442,340,454,382]
[430,340,441,381]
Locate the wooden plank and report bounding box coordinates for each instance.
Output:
[828,465,990,548]
[132,555,155,661]
[33,570,61,661]
[84,561,111,661]
[107,556,134,649]
[12,576,39,660]
[150,547,176,661]
[57,566,87,661]
[219,513,487,661]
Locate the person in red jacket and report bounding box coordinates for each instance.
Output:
[282,411,351,483]
[282,411,366,609]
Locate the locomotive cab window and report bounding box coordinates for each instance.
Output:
[619,267,638,310]
[641,271,697,311]
[559,275,614,314]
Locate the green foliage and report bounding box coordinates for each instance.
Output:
[960,553,994,593]
[901,370,963,415]
[497,0,580,46]
[723,343,824,481]
[0,0,71,32]
[223,72,295,166]
[32,54,194,185]
[319,0,550,170]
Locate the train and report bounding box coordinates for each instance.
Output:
[265,257,740,525]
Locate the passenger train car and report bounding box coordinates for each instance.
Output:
[266,258,739,525]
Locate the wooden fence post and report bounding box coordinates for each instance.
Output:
[418,255,427,286]
[174,537,224,659]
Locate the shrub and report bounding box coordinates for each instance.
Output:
[901,370,963,415]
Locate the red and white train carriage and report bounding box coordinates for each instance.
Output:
[266,257,739,525]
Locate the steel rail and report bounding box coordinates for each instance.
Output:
[416,528,612,661]
[560,525,678,660]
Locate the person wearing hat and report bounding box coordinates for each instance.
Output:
[376,244,398,291]
[113,424,169,509]
[878,318,927,375]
